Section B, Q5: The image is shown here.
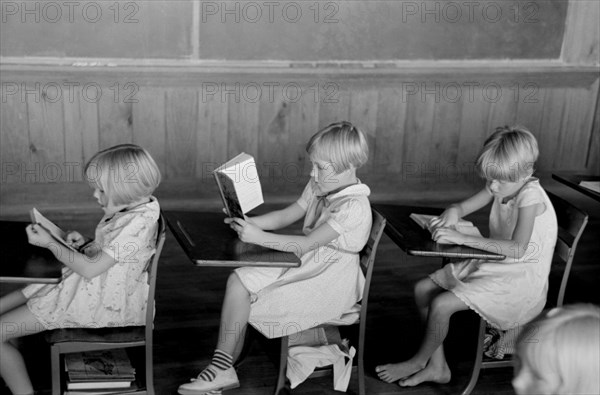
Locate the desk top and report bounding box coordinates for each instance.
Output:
[552,173,600,203]
[0,221,63,283]
[373,204,505,260]
[165,211,301,268]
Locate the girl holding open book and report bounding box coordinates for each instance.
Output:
[177,121,372,395]
[376,126,558,387]
[0,144,161,395]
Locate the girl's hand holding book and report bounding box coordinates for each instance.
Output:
[431,226,466,245]
[26,223,55,247]
[65,231,86,248]
[228,217,262,244]
[430,206,461,230]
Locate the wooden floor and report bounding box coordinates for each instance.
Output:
[1,178,599,395]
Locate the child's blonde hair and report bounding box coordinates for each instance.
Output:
[515,304,600,394]
[306,121,369,174]
[476,125,539,182]
[84,144,161,206]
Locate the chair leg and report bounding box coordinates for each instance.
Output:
[145,341,155,395]
[50,345,61,395]
[460,318,486,395]
[357,356,365,395]
[274,336,289,395]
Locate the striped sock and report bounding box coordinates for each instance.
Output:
[198,350,234,381]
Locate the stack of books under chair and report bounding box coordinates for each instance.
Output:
[64,349,137,395]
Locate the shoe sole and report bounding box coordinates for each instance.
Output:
[177,381,240,395]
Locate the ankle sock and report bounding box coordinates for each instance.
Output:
[199,349,233,381]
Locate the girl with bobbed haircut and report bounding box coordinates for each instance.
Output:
[513,304,600,395]
[476,125,539,182]
[85,144,161,206]
[306,121,369,173]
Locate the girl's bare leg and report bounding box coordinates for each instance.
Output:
[377,291,468,384]
[0,290,27,316]
[216,273,251,358]
[0,305,45,394]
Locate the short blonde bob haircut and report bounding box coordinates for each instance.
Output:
[476,125,539,182]
[84,144,161,206]
[515,304,600,395]
[306,121,369,174]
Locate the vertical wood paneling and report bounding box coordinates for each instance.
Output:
[349,90,378,174]
[196,93,228,180]
[27,96,65,183]
[318,88,351,129]
[457,88,490,177]
[0,93,29,183]
[228,99,259,158]
[98,94,133,149]
[515,87,547,170]
[258,90,291,181]
[486,85,518,133]
[538,88,567,171]
[562,0,600,64]
[133,87,167,176]
[429,99,463,172]
[587,85,600,172]
[403,95,435,168]
[63,87,99,181]
[555,81,598,169]
[165,89,197,178]
[287,90,320,181]
[374,88,406,174]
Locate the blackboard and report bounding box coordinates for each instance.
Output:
[0,0,568,61]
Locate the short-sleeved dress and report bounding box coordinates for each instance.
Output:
[22,197,160,329]
[235,180,372,339]
[430,179,558,330]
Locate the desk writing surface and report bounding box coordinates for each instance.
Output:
[165,211,301,268]
[552,173,600,203]
[373,204,505,261]
[0,221,63,283]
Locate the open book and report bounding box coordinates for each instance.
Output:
[30,208,77,251]
[213,152,264,218]
[410,213,482,244]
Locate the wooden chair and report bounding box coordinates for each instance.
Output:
[261,208,386,395]
[45,213,167,395]
[460,191,588,395]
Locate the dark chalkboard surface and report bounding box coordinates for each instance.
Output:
[198,0,568,60]
[0,0,568,61]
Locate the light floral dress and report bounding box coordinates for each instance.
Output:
[236,180,372,339]
[22,197,160,329]
[430,179,558,330]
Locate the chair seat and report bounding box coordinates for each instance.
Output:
[45,326,145,344]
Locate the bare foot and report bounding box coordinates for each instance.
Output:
[398,360,451,387]
[375,361,425,383]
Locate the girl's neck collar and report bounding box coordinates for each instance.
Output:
[104,197,152,218]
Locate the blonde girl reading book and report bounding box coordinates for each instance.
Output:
[0,144,161,395]
[376,126,558,387]
[177,121,372,395]
[513,304,600,395]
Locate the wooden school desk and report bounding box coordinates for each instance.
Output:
[552,173,600,203]
[372,204,506,264]
[165,211,301,267]
[0,220,63,284]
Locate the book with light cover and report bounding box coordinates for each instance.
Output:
[213,152,264,218]
[30,208,77,251]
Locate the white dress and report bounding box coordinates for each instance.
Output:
[430,179,558,330]
[235,180,372,339]
[22,197,160,329]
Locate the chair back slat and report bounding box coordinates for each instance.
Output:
[145,213,166,327]
[359,209,386,275]
[546,191,588,307]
